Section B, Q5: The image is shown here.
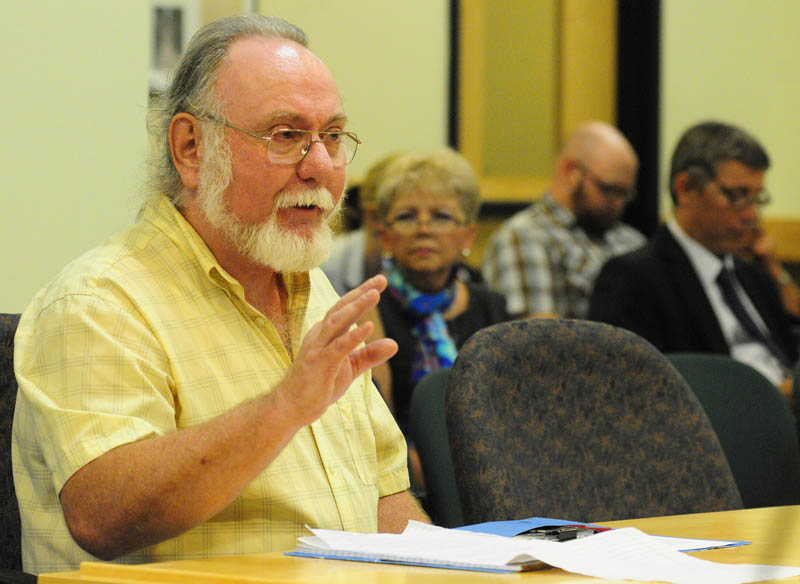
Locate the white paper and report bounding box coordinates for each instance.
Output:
[652,535,745,553]
[299,522,539,571]
[301,521,800,583]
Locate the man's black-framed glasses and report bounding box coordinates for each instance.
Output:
[578,163,636,203]
[710,180,771,211]
[202,116,361,167]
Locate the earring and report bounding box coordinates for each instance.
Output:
[461,248,471,258]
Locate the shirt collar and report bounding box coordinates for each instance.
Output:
[666,218,732,288]
[139,193,309,310]
[540,192,576,227]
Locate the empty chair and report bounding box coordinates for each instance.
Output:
[446,318,742,525]
[408,369,463,527]
[1,313,36,583]
[668,352,800,508]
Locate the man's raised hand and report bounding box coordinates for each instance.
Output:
[275,275,398,427]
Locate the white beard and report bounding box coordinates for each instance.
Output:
[199,180,342,273]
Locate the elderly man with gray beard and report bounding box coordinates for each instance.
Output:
[12,14,427,576]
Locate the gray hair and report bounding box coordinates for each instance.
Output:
[668,120,769,204]
[147,14,308,205]
[374,148,482,223]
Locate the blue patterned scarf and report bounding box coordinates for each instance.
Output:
[384,259,458,382]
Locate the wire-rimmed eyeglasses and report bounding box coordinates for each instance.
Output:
[201,115,361,167]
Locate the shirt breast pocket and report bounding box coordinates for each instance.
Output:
[335,388,379,486]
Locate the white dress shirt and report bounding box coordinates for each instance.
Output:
[667,219,786,385]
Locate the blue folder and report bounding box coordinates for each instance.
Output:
[457,516,749,552]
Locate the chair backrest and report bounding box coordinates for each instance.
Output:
[0,314,22,571]
[668,353,800,508]
[445,319,743,525]
[408,369,463,527]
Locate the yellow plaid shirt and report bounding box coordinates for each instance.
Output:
[12,194,409,574]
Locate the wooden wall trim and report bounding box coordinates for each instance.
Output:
[457,1,485,175]
[764,218,800,263]
[559,0,617,142]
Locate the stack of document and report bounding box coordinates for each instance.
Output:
[290,520,800,583]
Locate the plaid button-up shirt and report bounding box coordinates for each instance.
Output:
[13,194,408,574]
[482,193,645,318]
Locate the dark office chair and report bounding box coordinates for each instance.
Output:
[408,369,464,527]
[0,313,36,583]
[446,319,743,525]
[668,353,800,508]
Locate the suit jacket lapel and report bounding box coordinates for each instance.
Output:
[652,226,730,354]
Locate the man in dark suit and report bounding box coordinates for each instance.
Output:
[588,121,798,400]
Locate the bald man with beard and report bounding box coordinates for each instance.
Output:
[482,121,645,319]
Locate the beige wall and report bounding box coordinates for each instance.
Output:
[260,0,450,180]
[1,2,149,312]
[661,0,800,221]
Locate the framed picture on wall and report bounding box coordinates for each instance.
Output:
[149,0,200,97]
[454,0,616,203]
[149,0,258,98]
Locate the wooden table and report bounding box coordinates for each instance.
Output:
[38,505,800,583]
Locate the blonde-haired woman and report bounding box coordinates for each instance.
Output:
[366,148,510,490]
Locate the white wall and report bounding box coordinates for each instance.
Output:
[1,2,149,312]
[660,0,800,220]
